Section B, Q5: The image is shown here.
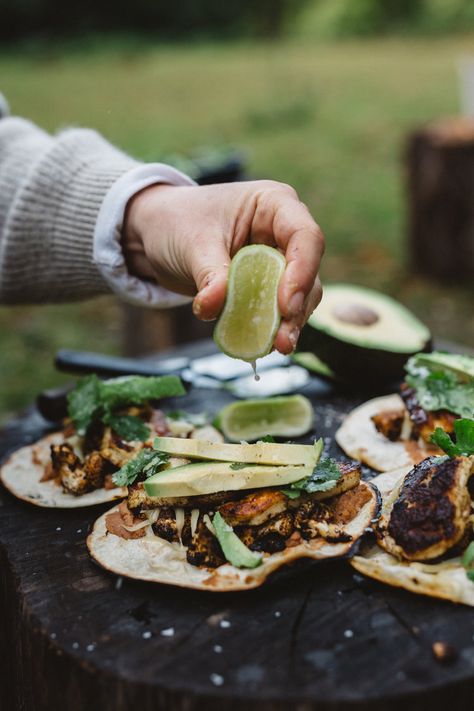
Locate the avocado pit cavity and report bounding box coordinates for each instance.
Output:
[331,302,379,327]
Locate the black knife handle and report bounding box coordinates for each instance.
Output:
[55,349,188,379]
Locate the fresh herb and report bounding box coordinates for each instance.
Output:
[67,374,185,438]
[282,457,341,498]
[167,410,208,426]
[405,356,474,419]
[99,375,186,411]
[103,413,151,442]
[229,462,249,470]
[461,542,474,583]
[112,449,170,487]
[431,418,474,457]
[259,435,275,443]
[67,374,102,435]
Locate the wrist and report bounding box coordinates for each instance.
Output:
[122,183,171,281]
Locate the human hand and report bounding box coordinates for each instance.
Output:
[123,180,324,355]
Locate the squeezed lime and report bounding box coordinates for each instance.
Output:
[214,245,286,362]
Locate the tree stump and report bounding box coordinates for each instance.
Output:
[406,116,474,281]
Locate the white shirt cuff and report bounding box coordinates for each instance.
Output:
[93,163,197,308]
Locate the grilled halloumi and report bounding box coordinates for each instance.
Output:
[376,455,474,561]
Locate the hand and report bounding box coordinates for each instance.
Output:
[123,180,324,355]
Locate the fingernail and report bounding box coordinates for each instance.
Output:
[288,291,304,316]
[288,327,300,351]
[192,298,202,317]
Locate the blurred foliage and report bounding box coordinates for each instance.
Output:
[294,0,474,38]
[1,36,473,422]
[0,0,308,41]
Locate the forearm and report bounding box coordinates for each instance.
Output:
[0,116,145,304]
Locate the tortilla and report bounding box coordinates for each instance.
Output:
[87,481,380,592]
[0,433,126,508]
[335,394,430,472]
[352,468,474,606]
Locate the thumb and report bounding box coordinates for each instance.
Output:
[191,239,230,321]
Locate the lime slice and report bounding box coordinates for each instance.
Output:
[216,395,314,442]
[214,245,286,362]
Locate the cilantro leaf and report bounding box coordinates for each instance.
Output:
[103,414,150,442]
[112,449,169,487]
[67,374,102,435]
[99,375,185,411]
[282,457,341,498]
[67,374,185,439]
[431,418,474,457]
[229,462,249,470]
[259,435,275,443]
[405,355,474,419]
[461,542,474,584]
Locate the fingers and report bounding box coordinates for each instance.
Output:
[252,183,324,324]
[273,277,323,355]
[190,236,231,322]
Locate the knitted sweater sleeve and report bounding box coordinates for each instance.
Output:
[0,116,193,306]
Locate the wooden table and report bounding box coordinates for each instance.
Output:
[1,347,474,711]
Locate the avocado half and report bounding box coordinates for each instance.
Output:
[298,284,432,383]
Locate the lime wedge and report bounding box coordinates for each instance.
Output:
[216,395,314,442]
[214,245,286,362]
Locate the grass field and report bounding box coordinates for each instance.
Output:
[1,35,473,420]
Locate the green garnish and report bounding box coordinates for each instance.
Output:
[461,542,474,583]
[229,462,249,470]
[405,354,474,419]
[67,374,185,439]
[112,448,170,487]
[103,413,151,442]
[212,512,262,569]
[431,418,474,457]
[282,457,341,498]
[259,435,276,443]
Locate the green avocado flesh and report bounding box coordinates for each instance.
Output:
[153,437,321,466]
[144,461,313,498]
[299,283,431,383]
[212,512,262,569]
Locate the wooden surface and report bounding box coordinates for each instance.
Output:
[1,367,474,710]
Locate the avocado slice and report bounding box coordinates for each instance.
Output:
[153,436,322,466]
[144,461,313,498]
[298,283,431,383]
[212,512,262,569]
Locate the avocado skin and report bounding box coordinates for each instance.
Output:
[298,325,432,385]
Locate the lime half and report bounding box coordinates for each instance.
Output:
[214,245,286,362]
[216,395,314,442]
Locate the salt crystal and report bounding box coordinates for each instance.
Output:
[56,527,62,532]
[210,673,224,686]
[220,619,231,629]
[344,629,354,639]
[213,644,223,654]
[115,577,123,591]
[142,631,152,639]
[50,633,57,640]
[72,642,79,650]
[161,627,175,637]
[76,529,82,534]
[274,611,281,618]
[86,644,95,652]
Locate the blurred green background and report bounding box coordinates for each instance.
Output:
[1,0,474,422]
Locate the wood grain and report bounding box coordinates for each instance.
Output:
[1,381,474,711]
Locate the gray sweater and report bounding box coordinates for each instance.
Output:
[0,112,142,304]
